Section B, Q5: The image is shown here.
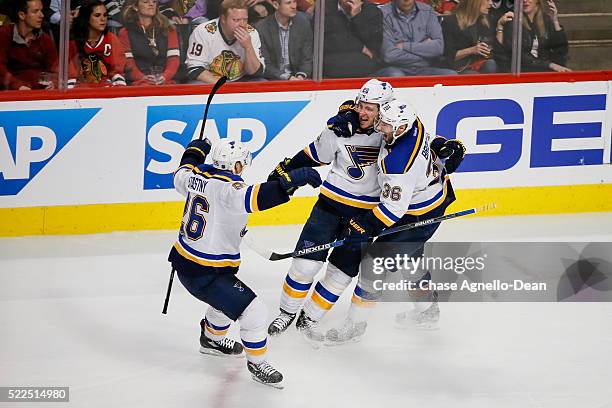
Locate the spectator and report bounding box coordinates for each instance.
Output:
[49,0,84,25]
[184,0,208,24]
[248,1,273,25]
[159,0,187,23]
[323,0,385,78]
[68,0,127,87]
[255,0,312,80]
[296,0,313,16]
[0,0,58,90]
[497,0,569,72]
[119,0,180,85]
[419,0,458,15]
[381,0,456,76]
[441,0,498,74]
[185,0,264,83]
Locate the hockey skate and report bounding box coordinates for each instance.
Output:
[268,309,296,336]
[247,361,284,389]
[199,325,244,357]
[295,310,324,346]
[395,295,440,331]
[324,318,367,346]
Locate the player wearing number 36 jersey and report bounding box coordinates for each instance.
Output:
[168,138,321,388]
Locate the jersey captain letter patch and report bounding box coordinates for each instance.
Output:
[344,145,379,179]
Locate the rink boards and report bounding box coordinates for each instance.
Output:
[0,73,611,236]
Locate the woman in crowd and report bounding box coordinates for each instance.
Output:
[68,0,127,87]
[119,0,180,85]
[441,0,500,74]
[497,0,570,72]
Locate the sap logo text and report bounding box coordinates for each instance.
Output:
[436,95,607,172]
[144,101,309,190]
[0,108,100,196]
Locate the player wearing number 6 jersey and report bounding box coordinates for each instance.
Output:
[324,99,466,345]
[169,138,321,388]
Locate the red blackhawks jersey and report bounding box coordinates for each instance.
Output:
[68,32,127,87]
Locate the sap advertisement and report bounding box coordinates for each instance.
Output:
[0,80,611,208]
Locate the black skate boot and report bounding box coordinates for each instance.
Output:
[247,361,284,389]
[199,320,244,357]
[268,309,296,336]
[295,310,324,344]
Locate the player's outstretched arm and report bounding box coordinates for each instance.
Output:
[245,168,322,213]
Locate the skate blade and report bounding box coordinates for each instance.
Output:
[323,336,363,347]
[199,346,245,358]
[251,376,284,390]
[394,322,440,331]
[297,330,323,349]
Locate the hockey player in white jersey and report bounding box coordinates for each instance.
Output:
[168,138,322,388]
[266,79,394,341]
[324,99,466,345]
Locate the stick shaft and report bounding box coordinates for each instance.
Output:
[198,76,227,140]
[162,268,175,315]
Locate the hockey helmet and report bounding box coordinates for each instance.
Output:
[211,139,252,172]
[375,100,418,145]
[355,79,394,106]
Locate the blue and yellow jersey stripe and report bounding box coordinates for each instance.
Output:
[244,184,261,213]
[405,176,449,216]
[174,163,195,176]
[310,282,340,310]
[372,203,401,227]
[242,339,267,356]
[320,181,379,209]
[381,118,425,175]
[282,275,312,299]
[303,142,329,165]
[174,235,241,267]
[192,164,243,182]
[204,319,230,336]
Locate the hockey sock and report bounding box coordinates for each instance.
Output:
[348,284,378,323]
[279,258,322,314]
[202,308,232,341]
[239,297,268,364]
[303,263,352,321]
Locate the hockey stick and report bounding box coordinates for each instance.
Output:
[162,77,227,315]
[246,203,496,261]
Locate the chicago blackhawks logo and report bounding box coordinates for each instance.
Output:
[80,53,108,83]
[210,50,243,80]
[205,21,217,34]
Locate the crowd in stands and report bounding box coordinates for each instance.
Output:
[0,0,571,90]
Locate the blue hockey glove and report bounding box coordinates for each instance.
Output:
[180,138,212,167]
[341,213,384,251]
[267,158,293,182]
[431,137,466,174]
[278,168,322,195]
[327,100,360,138]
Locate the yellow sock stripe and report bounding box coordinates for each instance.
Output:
[351,294,376,308]
[205,324,229,336]
[244,345,267,356]
[282,282,309,298]
[311,291,334,310]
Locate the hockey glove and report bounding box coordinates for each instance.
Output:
[430,137,466,174]
[278,168,322,195]
[180,138,212,167]
[341,213,385,251]
[327,100,360,138]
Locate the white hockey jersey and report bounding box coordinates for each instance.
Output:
[186,18,264,81]
[172,164,263,268]
[303,128,383,209]
[371,118,452,227]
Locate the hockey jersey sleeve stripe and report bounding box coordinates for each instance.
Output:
[373,205,399,227]
[245,185,254,213]
[406,177,449,216]
[174,163,194,176]
[246,181,290,213]
[250,184,260,212]
[303,142,328,165]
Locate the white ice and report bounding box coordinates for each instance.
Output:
[1,213,612,408]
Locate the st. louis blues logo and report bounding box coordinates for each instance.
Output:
[345,145,379,179]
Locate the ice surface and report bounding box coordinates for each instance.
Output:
[1,213,612,408]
